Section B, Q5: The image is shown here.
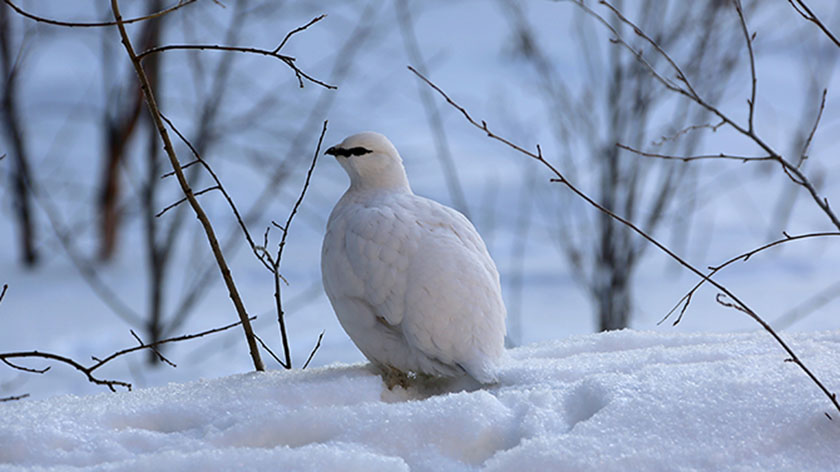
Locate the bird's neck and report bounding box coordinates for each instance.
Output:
[349,170,412,194]
[349,180,412,195]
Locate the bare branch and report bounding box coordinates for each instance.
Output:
[130,330,176,368]
[253,333,287,369]
[271,120,328,369]
[618,143,773,163]
[302,330,325,370]
[0,284,7,306]
[0,393,29,402]
[1,4,38,266]
[91,317,254,371]
[160,159,201,178]
[584,0,840,231]
[2,357,49,374]
[652,120,725,146]
[1,317,251,392]
[160,113,274,273]
[273,14,327,53]
[2,350,130,391]
[409,66,840,414]
[716,293,750,314]
[163,117,326,371]
[137,44,294,62]
[160,3,380,340]
[591,1,698,97]
[732,0,756,133]
[155,185,220,218]
[111,0,264,371]
[4,0,197,28]
[275,121,325,267]
[787,0,840,48]
[798,88,827,168]
[136,44,335,90]
[660,232,840,326]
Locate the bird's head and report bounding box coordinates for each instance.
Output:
[326,132,411,192]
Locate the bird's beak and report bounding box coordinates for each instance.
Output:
[325,146,338,156]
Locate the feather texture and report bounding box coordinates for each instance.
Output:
[322,132,506,383]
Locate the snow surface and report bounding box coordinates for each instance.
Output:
[1,2,840,469]
[2,329,838,471]
[1,0,840,402]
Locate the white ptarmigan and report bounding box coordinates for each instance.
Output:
[321,132,506,388]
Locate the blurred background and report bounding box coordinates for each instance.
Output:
[1,0,839,399]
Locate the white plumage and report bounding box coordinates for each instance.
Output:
[321,132,506,387]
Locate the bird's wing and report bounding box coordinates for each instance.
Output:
[324,195,505,378]
[335,202,415,327]
[398,198,506,369]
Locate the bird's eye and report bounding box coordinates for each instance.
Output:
[326,146,373,157]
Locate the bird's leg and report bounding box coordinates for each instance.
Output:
[378,364,412,390]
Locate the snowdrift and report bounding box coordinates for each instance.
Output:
[1,329,838,471]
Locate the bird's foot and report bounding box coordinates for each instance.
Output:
[378,365,413,390]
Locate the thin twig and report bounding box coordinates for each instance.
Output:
[652,120,725,146]
[732,0,756,133]
[136,44,335,90]
[162,3,377,338]
[618,143,773,163]
[273,14,326,53]
[1,317,252,392]
[271,120,328,369]
[3,0,197,28]
[112,0,264,371]
[408,65,840,415]
[2,350,130,391]
[302,330,325,370]
[659,232,840,326]
[593,1,698,97]
[582,0,840,231]
[787,0,840,48]
[194,120,326,370]
[275,121,325,266]
[2,357,48,374]
[253,333,287,368]
[0,284,7,305]
[160,159,201,178]
[798,88,827,168]
[160,113,275,273]
[155,185,219,217]
[92,317,254,370]
[130,329,176,367]
[0,393,29,402]
[138,44,294,62]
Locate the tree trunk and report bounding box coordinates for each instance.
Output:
[0,6,37,267]
[593,266,632,331]
[98,7,162,261]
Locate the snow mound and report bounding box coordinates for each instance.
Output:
[1,330,839,471]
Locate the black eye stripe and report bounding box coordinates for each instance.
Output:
[332,146,373,157]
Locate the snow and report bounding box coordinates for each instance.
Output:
[1,1,840,470]
[2,329,838,471]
